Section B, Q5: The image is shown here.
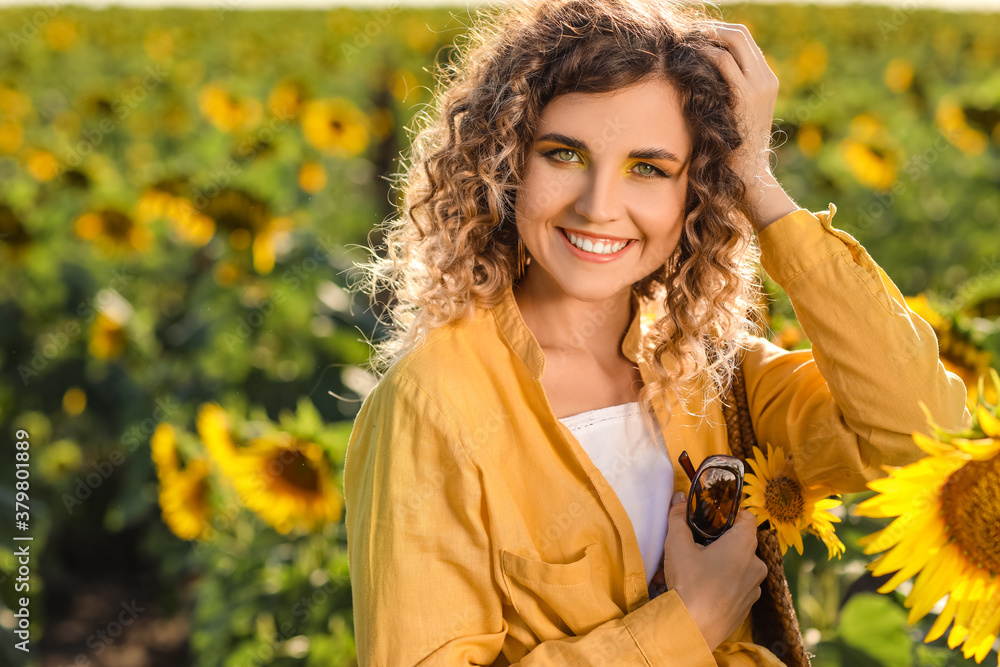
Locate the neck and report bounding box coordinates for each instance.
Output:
[512,273,636,357]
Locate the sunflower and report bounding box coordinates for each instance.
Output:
[197,83,262,133]
[855,372,1000,664]
[742,442,845,558]
[202,188,289,273]
[0,119,22,154]
[267,79,307,119]
[62,387,86,416]
[794,41,828,85]
[0,86,31,120]
[840,139,896,191]
[25,148,61,183]
[203,187,269,237]
[196,403,342,534]
[88,312,127,360]
[252,216,294,274]
[300,98,369,157]
[0,204,32,262]
[884,58,915,94]
[45,19,79,51]
[86,289,133,360]
[796,124,823,159]
[151,423,213,541]
[74,208,152,254]
[235,432,342,535]
[937,97,990,157]
[135,182,215,247]
[298,162,326,194]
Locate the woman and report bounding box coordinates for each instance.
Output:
[344,0,970,664]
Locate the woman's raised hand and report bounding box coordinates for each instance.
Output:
[705,22,798,230]
[660,491,768,652]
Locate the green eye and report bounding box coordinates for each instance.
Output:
[634,163,658,176]
[554,149,577,161]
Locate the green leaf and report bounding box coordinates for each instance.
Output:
[294,396,323,437]
[837,593,913,667]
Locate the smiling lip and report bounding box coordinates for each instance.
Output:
[558,227,635,263]
[558,227,636,243]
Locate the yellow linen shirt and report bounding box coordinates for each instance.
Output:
[344,204,971,666]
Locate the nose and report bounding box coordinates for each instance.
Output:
[573,166,624,224]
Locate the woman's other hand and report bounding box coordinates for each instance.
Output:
[705,22,798,230]
[661,491,768,652]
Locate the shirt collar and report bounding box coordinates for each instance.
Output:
[492,283,647,381]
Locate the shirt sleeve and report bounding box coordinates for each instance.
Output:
[741,204,971,492]
[344,371,717,666]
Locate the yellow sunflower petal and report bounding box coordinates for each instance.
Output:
[913,431,956,456]
[949,576,983,649]
[977,405,1000,439]
[965,579,1000,662]
[907,545,963,623]
[810,524,845,559]
[151,422,179,474]
[952,436,1000,461]
[859,513,915,552]
[927,594,960,643]
[814,497,842,512]
[873,513,943,590]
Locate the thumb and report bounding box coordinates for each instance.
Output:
[669,491,686,515]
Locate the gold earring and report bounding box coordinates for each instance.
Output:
[516,236,527,280]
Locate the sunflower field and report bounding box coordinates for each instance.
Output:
[0,3,998,666]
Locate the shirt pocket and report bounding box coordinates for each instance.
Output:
[499,542,623,638]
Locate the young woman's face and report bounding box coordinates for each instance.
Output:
[515,76,692,305]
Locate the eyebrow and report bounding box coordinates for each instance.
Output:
[535,132,687,166]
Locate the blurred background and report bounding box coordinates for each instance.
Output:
[0,0,998,665]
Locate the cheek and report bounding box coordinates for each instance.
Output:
[516,162,578,222]
[633,181,688,240]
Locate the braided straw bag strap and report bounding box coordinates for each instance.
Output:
[721,364,812,667]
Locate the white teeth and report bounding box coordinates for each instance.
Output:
[565,230,629,255]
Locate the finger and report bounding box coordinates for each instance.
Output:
[665,492,694,547]
[733,509,758,528]
[753,557,769,585]
[702,26,745,71]
[704,44,748,89]
[728,23,766,63]
[720,24,779,90]
[668,491,687,520]
[716,23,765,73]
[720,512,759,549]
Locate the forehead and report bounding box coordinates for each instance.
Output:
[534,77,692,158]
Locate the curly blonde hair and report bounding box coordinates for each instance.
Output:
[354,0,766,427]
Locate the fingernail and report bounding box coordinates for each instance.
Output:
[671,491,686,505]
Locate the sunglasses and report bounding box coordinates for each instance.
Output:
[678,450,745,546]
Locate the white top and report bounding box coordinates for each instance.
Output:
[558,402,674,586]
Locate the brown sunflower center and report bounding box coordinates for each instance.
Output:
[331,120,343,134]
[764,475,805,525]
[101,210,134,241]
[940,454,1000,574]
[269,450,321,494]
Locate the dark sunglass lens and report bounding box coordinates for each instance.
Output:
[690,468,738,537]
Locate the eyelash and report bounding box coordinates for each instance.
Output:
[541,148,669,179]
